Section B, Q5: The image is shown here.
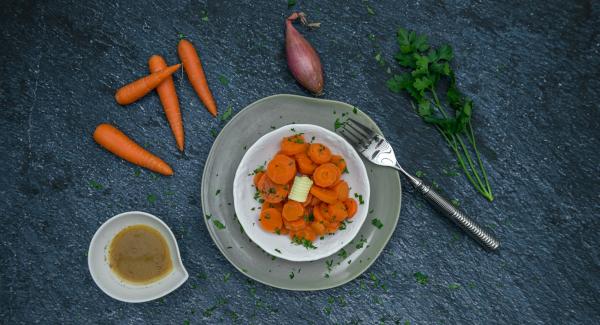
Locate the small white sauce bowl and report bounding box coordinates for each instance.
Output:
[88,211,188,303]
[233,124,370,262]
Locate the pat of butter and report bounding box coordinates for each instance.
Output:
[288,176,313,203]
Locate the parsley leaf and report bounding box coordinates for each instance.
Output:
[371,218,383,229]
[212,220,226,229]
[414,272,429,285]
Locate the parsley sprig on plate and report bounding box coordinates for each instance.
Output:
[387,28,493,201]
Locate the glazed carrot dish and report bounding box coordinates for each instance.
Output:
[252,134,358,247]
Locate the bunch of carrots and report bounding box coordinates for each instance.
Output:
[93,39,219,176]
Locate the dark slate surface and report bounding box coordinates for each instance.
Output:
[1,0,599,323]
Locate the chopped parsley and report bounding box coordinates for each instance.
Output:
[220,105,233,122]
[353,106,358,114]
[354,193,365,205]
[274,248,282,254]
[134,169,141,177]
[334,118,346,130]
[415,170,425,178]
[414,272,429,285]
[292,236,317,249]
[337,248,348,259]
[218,75,229,86]
[338,221,347,230]
[205,214,212,220]
[289,272,295,279]
[287,0,296,8]
[89,180,103,190]
[212,220,226,229]
[210,128,218,138]
[342,167,349,174]
[371,218,384,229]
[223,272,231,282]
[450,198,460,207]
[355,236,367,249]
[448,283,461,290]
[200,10,209,22]
[147,194,157,203]
[215,189,221,196]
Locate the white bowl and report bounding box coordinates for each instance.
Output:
[233,124,370,262]
[88,211,188,303]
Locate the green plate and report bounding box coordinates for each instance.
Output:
[201,94,402,290]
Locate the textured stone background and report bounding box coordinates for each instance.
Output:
[1,0,599,324]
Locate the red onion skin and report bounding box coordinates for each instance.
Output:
[285,14,324,96]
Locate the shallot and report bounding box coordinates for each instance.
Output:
[285,12,324,96]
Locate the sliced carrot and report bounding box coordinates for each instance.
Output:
[286,218,307,231]
[279,227,289,235]
[328,201,348,222]
[295,152,317,175]
[259,208,283,233]
[330,155,347,174]
[311,196,321,206]
[295,228,316,242]
[288,230,297,239]
[302,193,313,207]
[257,173,289,203]
[262,201,283,212]
[93,124,173,175]
[266,154,296,185]
[281,135,309,155]
[313,163,340,187]
[115,64,181,105]
[310,186,338,204]
[319,203,332,221]
[282,201,304,221]
[310,222,326,236]
[333,180,349,200]
[307,143,332,164]
[253,171,265,188]
[344,198,358,218]
[326,222,340,234]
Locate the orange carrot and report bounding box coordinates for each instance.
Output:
[295,228,317,242]
[328,201,348,222]
[286,218,307,231]
[93,123,173,175]
[308,143,332,164]
[310,222,326,236]
[262,201,283,212]
[310,186,338,204]
[344,198,358,218]
[257,174,289,203]
[177,39,218,116]
[260,208,283,233]
[148,55,184,152]
[326,222,340,234]
[330,155,347,173]
[295,152,317,175]
[281,135,308,155]
[266,154,296,185]
[115,64,181,105]
[333,180,349,200]
[282,201,304,221]
[253,171,265,188]
[313,163,340,187]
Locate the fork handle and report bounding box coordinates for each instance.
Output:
[408,177,500,250]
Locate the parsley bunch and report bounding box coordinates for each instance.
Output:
[387,28,493,201]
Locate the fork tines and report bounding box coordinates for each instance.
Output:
[339,118,376,148]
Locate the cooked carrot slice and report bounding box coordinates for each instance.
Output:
[313,163,340,187]
[328,201,348,222]
[319,203,332,221]
[286,218,307,231]
[295,152,317,175]
[310,222,326,236]
[313,204,326,222]
[307,143,332,164]
[311,196,321,206]
[330,155,347,174]
[326,222,340,234]
[282,201,304,221]
[262,201,283,212]
[253,171,265,188]
[295,228,317,241]
[333,180,349,200]
[267,154,297,185]
[344,198,358,218]
[259,208,283,233]
[302,193,313,207]
[281,134,309,155]
[279,227,289,235]
[258,173,289,203]
[310,186,338,204]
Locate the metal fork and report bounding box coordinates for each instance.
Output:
[340,118,500,250]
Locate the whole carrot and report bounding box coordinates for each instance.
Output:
[115,64,181,105]
[148,55,185,152]
[93,123,173,176]
[177,39,217,116]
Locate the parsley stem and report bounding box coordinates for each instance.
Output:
[467,122,493,199]
[456,133,486,190]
